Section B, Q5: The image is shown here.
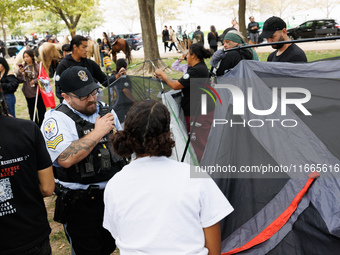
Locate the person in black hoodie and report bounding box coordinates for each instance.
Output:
[210,30,259,76]
[0,57,19,117]
[55,35,126,102]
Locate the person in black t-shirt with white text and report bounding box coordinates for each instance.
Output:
[0,83,55,255]
[260,16,307,63]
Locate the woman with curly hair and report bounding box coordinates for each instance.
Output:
[103,100,233,255]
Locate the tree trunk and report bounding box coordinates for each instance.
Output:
[58,10,80,38]
[134,0,170,75]
[239,0,247,43]
[0,12,9,58]
[70,29,76,38]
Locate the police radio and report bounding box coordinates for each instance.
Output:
[99,104,117,134]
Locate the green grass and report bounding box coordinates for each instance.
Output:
[304,49,340,62]
[50,230,67,242]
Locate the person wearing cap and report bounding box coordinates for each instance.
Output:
[210,30,259,77]
[32,33,38,45]
[55,35,126,102]
[247,16,260,45]
[41,66,123,255]
[260,16,307,63]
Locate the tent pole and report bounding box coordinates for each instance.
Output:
[225,36,340,53]
[181,105,200,162]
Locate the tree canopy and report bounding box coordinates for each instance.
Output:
[32,0,99,37]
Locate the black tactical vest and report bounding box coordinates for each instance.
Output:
[54,103,124,184]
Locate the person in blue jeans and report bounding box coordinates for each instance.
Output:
[0,57,19,117]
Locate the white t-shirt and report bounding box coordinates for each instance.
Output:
[103,156,233,255]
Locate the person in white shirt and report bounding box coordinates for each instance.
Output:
[103,100,234,255]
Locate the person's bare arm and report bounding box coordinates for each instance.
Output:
[56,113,115,168]
[203,222,221,255]
[154,69,184,90]
[122,88,137,102]
[38,166,55,197]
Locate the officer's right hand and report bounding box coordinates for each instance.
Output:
[94,113,115,137]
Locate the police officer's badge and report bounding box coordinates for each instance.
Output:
[78,70,88,81]
[183,73,190,79]
[124,82,129,87]
[55,75,60,81]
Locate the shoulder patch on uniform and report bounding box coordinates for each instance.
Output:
[55,75,60,81]
[124,82,129,87]
[183,73,190,80]
[46,134,63,150]
[43,118,59,140]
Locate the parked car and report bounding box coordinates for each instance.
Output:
[6,40,24,57]
[287,19,340,40]
[117,33,143,50]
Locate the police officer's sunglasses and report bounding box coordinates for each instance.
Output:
[67,88,99,101]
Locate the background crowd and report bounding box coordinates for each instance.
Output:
[0,15,310,255]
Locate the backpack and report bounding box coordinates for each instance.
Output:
[195,32,203,43]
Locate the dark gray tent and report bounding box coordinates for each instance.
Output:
[200,59,340,254]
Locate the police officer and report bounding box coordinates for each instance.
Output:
[41,66,123,255]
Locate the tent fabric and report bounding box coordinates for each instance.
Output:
[200,60,340,254]
[222,174,318,255]
[162,89,197,164]
[98,75,197,164]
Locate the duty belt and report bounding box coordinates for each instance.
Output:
[55,183,104,201]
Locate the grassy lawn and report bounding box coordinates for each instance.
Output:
[8,47,340,253]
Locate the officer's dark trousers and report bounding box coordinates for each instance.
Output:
[64,191,116,255]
